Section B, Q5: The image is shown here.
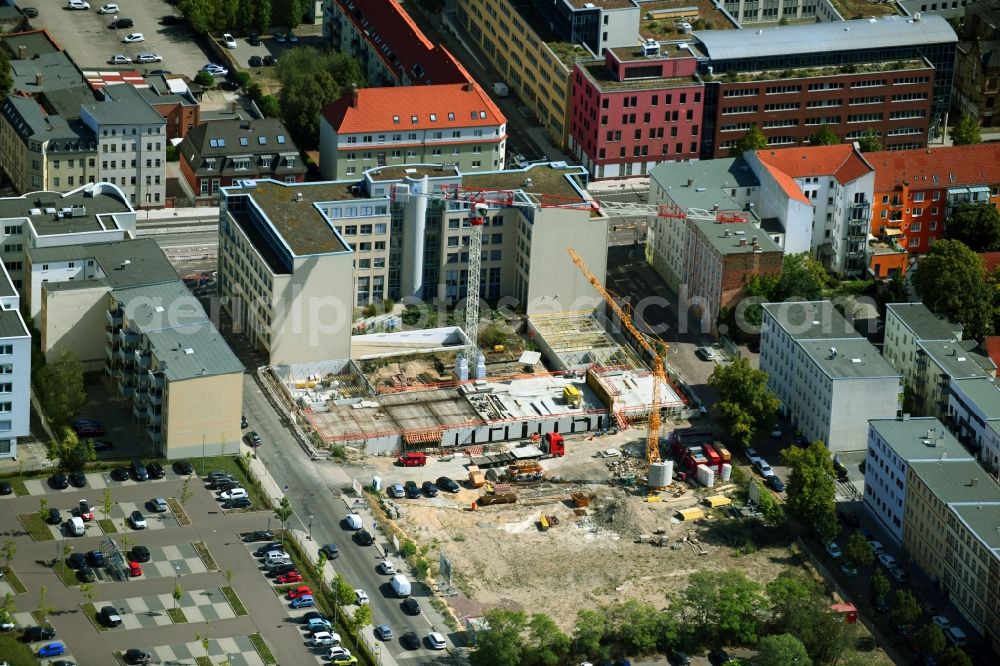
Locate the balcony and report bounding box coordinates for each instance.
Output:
[147,390,162,406]
[134,349,151,369]
[148,411,162,426]
[146,426,162,443]
[117,381,134,398]
[132,401,147,419]
[148,370,164,388]
[105,326,119,343]
[118,329,139,348]
[106,307,123,326]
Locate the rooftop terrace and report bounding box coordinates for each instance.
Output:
[0,184,133,236]
[463,163,588,203]
[580,61,700,92]
[713,58,930,84]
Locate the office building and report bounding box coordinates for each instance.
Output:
[760,301,901,452]
[955,0,1000,126]
[319,83,506,181]
[569,43,704,179]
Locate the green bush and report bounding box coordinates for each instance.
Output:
[194,71,215,88]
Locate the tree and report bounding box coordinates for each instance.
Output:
[103,487,113,518]
[755,633,811,666]
[939,646,973,666]
[572,609,608,661]
[709,357,780,448]
[523,613,571,666]
[333,573,354,606]
[272,0,305,28]
[809,125,840,146]
[912,239,995,339]
[870,569,890,602]
[180,476,192,505]
[274,497,293,541]
[470,609,526,666]
[254,0,272,33]
[351,602,371,630]
[951,114,981,146]
[49,428,95,472]
[778,253,826,301]
[944,202,1000,252]
[915,623,946,656]
[754,481,785,524]
[235,0,255,35]
[38,497,48,523]
[35,585,54,625]
[276,48,363,149]
[883,272,909,306]
[35,347,84,429]
[890,589,922,627]
[675,570,763,645]
[843,530,874,567]
[80,582,95,604]
[173,582,183,609]
[0,592,15,626]
[730,125,768,156]
[194,71,215,88]
[767,572,823,629]
[178,0,212,34]
[1,538,15,567]
[233,70,252,89]
[857,129,882,152]
[0,48,11,97]
[781,442,838,541]
[603,599,674,656]
[258,95,280,118]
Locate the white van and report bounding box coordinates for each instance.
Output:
[390,574,411,598]
[68,516,85,536]
[946,627,967,647]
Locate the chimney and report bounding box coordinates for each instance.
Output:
[17,46,26,60]
[464,79,476,92]
[687,178,694,187]
[351,85,359,108]
[35,72,42,87]
[738,238,747,246]
[231,101,238,113]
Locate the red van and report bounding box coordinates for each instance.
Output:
[397,452,427,467]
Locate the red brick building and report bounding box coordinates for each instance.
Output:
[569,42,704,179]
[867,144,1000,254]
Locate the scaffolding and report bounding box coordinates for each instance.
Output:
[528,311,643,369]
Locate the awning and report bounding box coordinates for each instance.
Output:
[883,228,903,237]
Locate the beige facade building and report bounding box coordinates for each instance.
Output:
[219,163,607,364]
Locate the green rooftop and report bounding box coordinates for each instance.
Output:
[463,163,589,203]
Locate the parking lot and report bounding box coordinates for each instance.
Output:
[27,1,212,77]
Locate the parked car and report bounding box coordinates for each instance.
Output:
[130,460,148,481]
[127,560,142,577]
[376,560,396,575]
[222,33,237,49]
[201,63,228,77]
[207,470,236,483]
[266,563,297,577]
[840,562,858,577]
[262,54,277,66]
[66,0,90,10]
[67,552,86,569]
[69,472,87,488]
[48,507,62,525]
[825,541,842,559]
[219,488,248,501]
[287,30,298,42]
[98,3,119,13]
[878,553,898,569]
[708,649,732,665]
[111,466,130,482]
[265,558,292,571]
[248,55,263,67]
[932,616,952,630]
[87,550,105,567]
[671,651,692,666]
[254,543,284,556]
[159,14,183,25]
[401,597,421,615]
[129,511,147,529]
[400,631,420,649]
[436,476,461,493]
[873,596,890,613]
[173,460,194,475]
[49,474,69,490]
[274,31,286,42]
[354,530,374,546]
[244,431,261,447]
[121,32,144,43]
[224,497,252,509]
[147,462,165,479]
[868,540,885,555]
[99,605,122,627]
[696,346,718,361]
[745,447,762,465]
[767,475,785,492]
[286,586,312,600]
[753,459,774,478]
[375,624,393,641]
[38,642,65,657]
[131,546,150,563]
[404,481,421,498]
[387,483,405,498]
[78,566,96,583]
[421,481,439,497]
[343,514,363,530]
[770,426,783,439]
[310,631,339,646]
[888,567,908,583]
[108,18,133,30]
[93,439,114,452]
[275,571,302,584]
[22,626,55,642]
[243,531,275,543]
[123,648,152,664]
[320,543,340,559]
[150,497,168,512]
[427,631,447,650]
[398,451,426,468]
[0,482,13,495]
[290,594,315,609]
[248,32,261,46]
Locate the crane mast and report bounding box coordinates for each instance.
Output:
[463,203,489,376]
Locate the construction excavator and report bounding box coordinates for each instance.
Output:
[566,248,672,490]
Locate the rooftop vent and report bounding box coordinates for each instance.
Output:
[183,348,194,355]
[294,192,303,202]
[830,347,838,358]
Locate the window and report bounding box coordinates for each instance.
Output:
[913,192,925,203]
[3,225,20,236]
[0,346,10,355]
[0,403,10,413]
[0,383,11,393]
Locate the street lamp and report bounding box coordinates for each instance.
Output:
[308,515,314,541]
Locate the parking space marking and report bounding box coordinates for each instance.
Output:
[113,501,180,532]
[147,635,265,666]
[108,587,236,629]
[23,474,171,496]
[83,542,207,584]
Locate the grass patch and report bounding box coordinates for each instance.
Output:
[167,498,190,526]
[30,610,52,625]
[196,657,213,666]
[9,478,27,496]
[192,541,217,571]
[81,602,107,632]
[196,454,272,511]
[167,607,187,623]
[97,518,117,534]
[0,631,40,663]
[220,586,247,616]
[54,561,80,587]
[18,513,54,541]
[1,566,26,593]
[249,633,276,665]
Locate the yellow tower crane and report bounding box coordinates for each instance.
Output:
[566,248,668,480]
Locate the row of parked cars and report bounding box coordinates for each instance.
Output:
[385,477,461,499]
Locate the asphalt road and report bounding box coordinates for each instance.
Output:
[236,353,458,661]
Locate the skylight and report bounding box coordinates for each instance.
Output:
[258,136,267,145]
[239,137,248,146]
[410,115,418,124]
[448,112,455,121]
[392,115,400,124]
[429,114,437,121]
[277,135,285,144]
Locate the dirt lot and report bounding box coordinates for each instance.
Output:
[357,428,797,629]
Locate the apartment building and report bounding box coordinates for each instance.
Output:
[106,281,243,459]
[0,182,137,292]
[178,118,306,202]
[319,83,506,181]
[80,84,167,208]
[864,416,969,545]
[954,0,1000,126]
[866,144,1000,254]
[883,302,963,397]
[0,265,31,461]
[693,15,958,157]
[902,459,1000,653]
[760,301,901,452]
[218,163,606,364]
[647,157,781,335]
[948,376,1000,474]
[450,0,588,150]
[323,0,469,87]
[912,339,996,418]
[569,43,704,179]
[745,145,875,277]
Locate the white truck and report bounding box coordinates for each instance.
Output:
[492,82,509,97]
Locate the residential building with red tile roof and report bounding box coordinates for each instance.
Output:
[745,144,877,276]
[319,83,507,180]
[867,144,1000,255]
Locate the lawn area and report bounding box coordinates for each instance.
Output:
[0,631,39,662]
[8,477,27,496]
[196,657,213,666]
[1,566,26,593]
[97,518,117,534]
[18,513,53,541]
[54,561,80,587]
[167,607,187,623]
[168,498,191,526]
[249,633,276,665]
[193,541,217,571]
[220,586,247,616]
[81,602,107,632]
[197,454,271,511]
